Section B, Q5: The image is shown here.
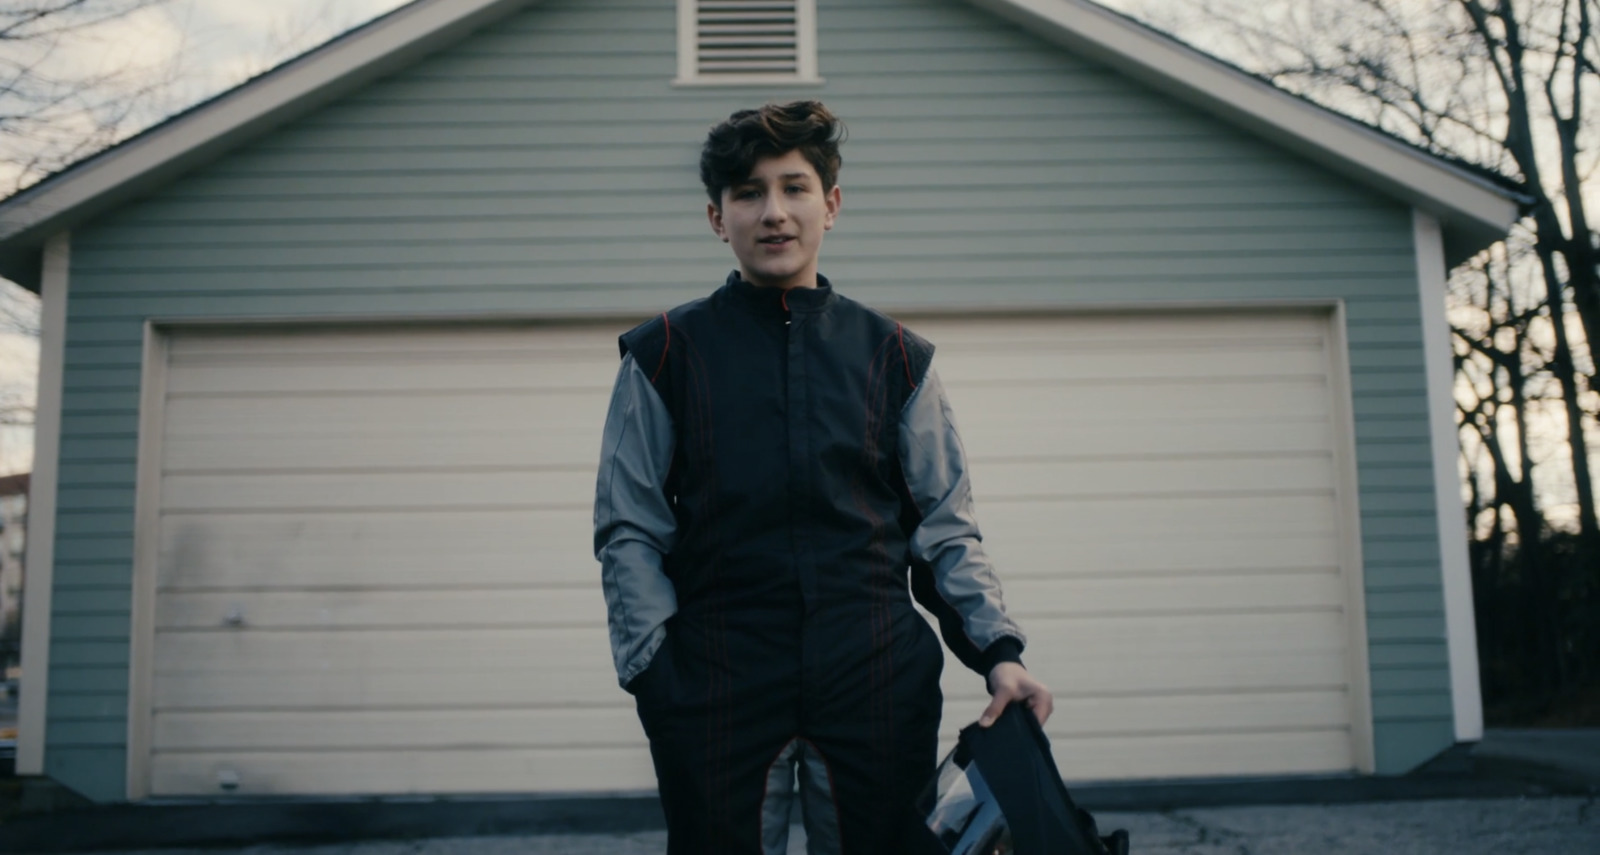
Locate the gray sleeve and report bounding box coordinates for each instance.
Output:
[593,352,679,689]
[899,366,1026,668]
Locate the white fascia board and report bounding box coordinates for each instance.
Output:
[1415,210,1484,743]
[968,0,1521,252]
[0,0,537,255]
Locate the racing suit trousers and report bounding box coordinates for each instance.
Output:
[629,601,945,855]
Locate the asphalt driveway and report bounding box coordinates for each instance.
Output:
[52,795,1597,855]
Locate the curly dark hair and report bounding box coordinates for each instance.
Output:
[699,100,846,205]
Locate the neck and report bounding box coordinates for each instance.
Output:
[739,266,818,290]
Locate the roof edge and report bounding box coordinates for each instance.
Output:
[969,0,1525,260]
[0,0,539,290]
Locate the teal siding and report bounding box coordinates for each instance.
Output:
[47,0,1453,799]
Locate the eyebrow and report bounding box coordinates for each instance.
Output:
[735,172,813,186]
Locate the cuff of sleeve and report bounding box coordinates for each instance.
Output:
[978,635,1024,676]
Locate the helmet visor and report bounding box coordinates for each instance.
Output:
[919,742,1013,855]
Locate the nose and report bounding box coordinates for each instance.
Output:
[760,192,788,225]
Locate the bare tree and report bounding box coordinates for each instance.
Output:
[0,1,184,465]
[0,0,184,195]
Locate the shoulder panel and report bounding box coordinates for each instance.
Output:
[896,322,937,391]
[618,313,671,381]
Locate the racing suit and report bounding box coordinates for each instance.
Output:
[594,272,1026,854]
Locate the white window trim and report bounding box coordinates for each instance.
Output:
[674,0,823,88]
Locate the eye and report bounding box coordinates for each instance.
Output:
[735,188,761,200]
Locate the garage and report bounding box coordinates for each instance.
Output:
[138,310,1365,796]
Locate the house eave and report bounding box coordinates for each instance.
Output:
[0,0,539,292]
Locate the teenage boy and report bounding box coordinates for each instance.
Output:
[594,100,1051,855]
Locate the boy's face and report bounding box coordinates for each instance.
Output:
[708,149,842,290]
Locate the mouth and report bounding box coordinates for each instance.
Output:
[758,235,796,249]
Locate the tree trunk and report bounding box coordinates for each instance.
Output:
[1535,242,1600,541]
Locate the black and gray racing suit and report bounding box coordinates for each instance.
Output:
[594,272,1026,855]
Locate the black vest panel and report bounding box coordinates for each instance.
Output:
[619,273,935,625]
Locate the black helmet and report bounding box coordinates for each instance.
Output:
[911,704,1130,855]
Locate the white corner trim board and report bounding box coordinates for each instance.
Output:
[17,232,69,775]
[1414,210,1484,742]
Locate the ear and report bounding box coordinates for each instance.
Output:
[822,184,842,231]
[707,201,729,242]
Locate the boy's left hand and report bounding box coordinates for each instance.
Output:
[980,662,1053,728]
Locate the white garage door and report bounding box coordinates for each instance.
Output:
[143,312,1362,797]
[147,325,639,796]
[923,312,1362,780]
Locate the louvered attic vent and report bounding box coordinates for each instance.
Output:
[677,0,820,85]
[699,0,796,74]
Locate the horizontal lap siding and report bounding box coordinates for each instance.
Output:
[51,0,1444,799]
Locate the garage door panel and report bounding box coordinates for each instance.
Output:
[165,358,619,396]
[164,390,611,436]
[1042,730,1355,782]
[928,730,1355,784]
[150,747,658,796]
[924,322,1326,353]
[154,615,1345,685]
[157,587,607,631]
[162,469,598,512]
[976,455,1334,497]
[153,627,619,709]
[158,510,594,589]
[167,325,624,358]
[977,494,1341,537]
[981,533,1340,578]
[945,378,1331,421]
[154,707,644,752]
[163,429,603,472]
[958,419,1334,458]
[153,634,1346,713]
[938,650,1352,699]
[1017,612,1348,653]
[936,690,1351,738]
[912,313,1327,345]
[155,690,1349,753]
[933,346,1327,384]
[153,665,625,711]
[1003,571,1345,616]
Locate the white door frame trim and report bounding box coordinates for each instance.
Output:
[16,232,69,776]
[1413,210,1484,742]
[1327,303,1378,773]
[125,323,168,800]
